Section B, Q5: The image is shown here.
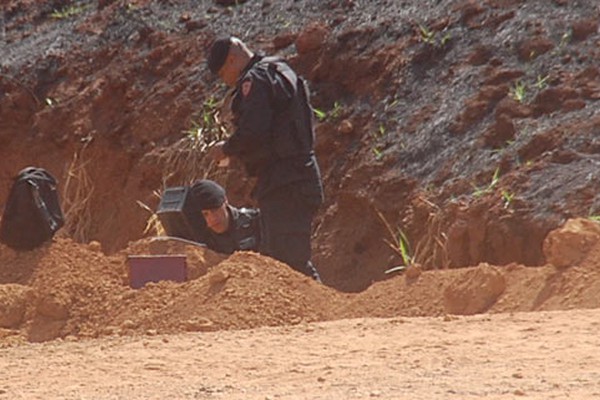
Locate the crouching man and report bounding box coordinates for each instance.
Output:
[188,179,260,254]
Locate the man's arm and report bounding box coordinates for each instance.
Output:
[222,73,275,158]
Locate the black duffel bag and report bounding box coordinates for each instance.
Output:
[0,167,65,250]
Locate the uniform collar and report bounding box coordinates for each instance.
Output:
[237,54,263,85]
[227,204,239,226]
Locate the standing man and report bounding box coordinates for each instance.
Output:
[206,36,323,282]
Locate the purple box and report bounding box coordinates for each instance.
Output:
[127,254,187,289]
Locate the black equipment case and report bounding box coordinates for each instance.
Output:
[156,186,207,243]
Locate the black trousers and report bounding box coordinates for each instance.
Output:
[258,184,321,280]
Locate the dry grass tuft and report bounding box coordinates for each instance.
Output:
[61,147,94,243]
[376,194,449,272]
[412,195,449,270]
[136,191,166,237]
[160,95,230,186]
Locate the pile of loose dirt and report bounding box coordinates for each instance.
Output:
[2,218,600,345]
[0,236,342,345]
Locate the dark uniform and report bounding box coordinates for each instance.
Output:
[159,180,261,255]
[202,205,260,255]
[221,55,323,280]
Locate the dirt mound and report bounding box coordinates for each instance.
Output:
[1,217,600,345]
[0,237,341,344]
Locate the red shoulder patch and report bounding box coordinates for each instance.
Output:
[241,78,253,97]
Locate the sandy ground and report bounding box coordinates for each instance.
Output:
[2,308,600,400]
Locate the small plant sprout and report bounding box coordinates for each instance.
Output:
[559,29,572,48]
[390,229,413,269]
[535,74,549,90]
[329,101,343,119]
[440,31,452,47]
[501,190,515,209]
[51,5,86,19]
[417,23,451,48]
[528,50,537,60]
[376,210,414,274]
[552,29,573,56]
[419,24,436,44]
[202,97,219,127]
[370,124,387,160]
[313,102,343,122]
[185,120,203,142]
[511,80,527,103]
[274,14,292,28]
[489,139,514,155]
[385,97,399,111]
[369,124,386,141]
[472,167,501,198]
[313,107,327,121]
[372,147,383,161]
[587,207,600,223]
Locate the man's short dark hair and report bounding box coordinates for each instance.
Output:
[207,37,232,74]
[189,179,226,209]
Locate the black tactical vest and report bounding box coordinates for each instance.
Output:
[262,56,315,159]
[206,206,260,254]
[233,57,315,177]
